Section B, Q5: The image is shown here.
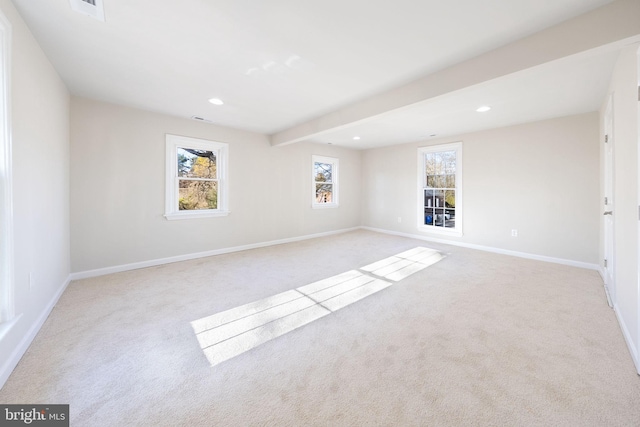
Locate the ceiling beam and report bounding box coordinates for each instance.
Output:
[270,0,640,147]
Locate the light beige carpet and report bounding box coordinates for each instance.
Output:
[1,230,639,426]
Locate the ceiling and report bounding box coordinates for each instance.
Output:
[310,49,620,149]
[11,0,622,149]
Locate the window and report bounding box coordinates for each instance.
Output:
[312,155,339,208]
[0,11,12,324]
[418,142,462,236]
[165,134,229,220]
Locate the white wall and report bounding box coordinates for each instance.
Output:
[601,43,640,371]
[70,97,361,273]
[0,0,70,386]
[362,113,600,265]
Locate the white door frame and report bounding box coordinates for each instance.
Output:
[603,93,615,307]
[636,47,640,366]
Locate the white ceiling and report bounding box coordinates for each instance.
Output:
[12,0,619,148]
[310,49,621,149]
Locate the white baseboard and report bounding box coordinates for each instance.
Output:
[0,276,71,390]
[360,226,600,271]
[70,225,600,280]
[70,227,361,280]
[613,304,640,375]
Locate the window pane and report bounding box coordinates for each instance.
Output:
[424,189,435,208]
[434,208,445,226]
[179,180,218,210]
[433,153,444,175]
[435,175,448,188]
[316,183,333,203]
[177,148,217,179]
[425,151,456,188]
[445,174,455,188]
[425,208,435,225]
[425,153,436,175]
[442,151,456,174]
[434,189,445,208]
[445,190,455,208]
[314,162,332,183]
[444,212,455,228]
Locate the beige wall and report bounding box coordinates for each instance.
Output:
[70,98,361,272]
[362,113,600,264]
[0,0,70,384]
[602,43,639,367]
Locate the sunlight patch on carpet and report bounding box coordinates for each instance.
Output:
[191,246,443,367]
[360,247,443,282]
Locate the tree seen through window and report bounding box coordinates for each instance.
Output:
[177,148,218,210]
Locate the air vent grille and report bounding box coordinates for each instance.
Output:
[191,116,215,123]
[69,0,105,22]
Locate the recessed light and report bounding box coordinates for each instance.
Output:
[353,136,361,140]
[208,98,224,106]
[476,105,491,112]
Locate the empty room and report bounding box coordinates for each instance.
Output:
[1,0,640,425]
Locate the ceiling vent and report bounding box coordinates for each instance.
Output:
[69,0,105,22]
[191,116,215,123]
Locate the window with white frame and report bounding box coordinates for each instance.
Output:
[418,142,462,235]
[0,11,12,324]
[312,155,339,208]
[165,134,229,220]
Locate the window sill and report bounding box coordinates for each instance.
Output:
[312,203,339,209]
[417,225,463,238]
[165,210,230,221]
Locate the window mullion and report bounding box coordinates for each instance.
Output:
[178,177,217,183]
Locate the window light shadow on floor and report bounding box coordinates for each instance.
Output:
[191,247,444,367]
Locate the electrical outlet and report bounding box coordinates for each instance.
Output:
[511,229,518,237]
[397,217,402,223]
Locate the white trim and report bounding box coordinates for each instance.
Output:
[70,225,601,281]
[361,226,599,270]
[311,203,339,210]
[637,45,640,377]
[0,276,71,390]
[417,142,463,236]
[0,10,12,324]
[417,226,463,238]
[70,227,360,280]
[597,261,612,308]
[603,93,616,305]
[165,134,229,219]
[165,210,229,220]
[613,304,640,374]
[312,155,339,208]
